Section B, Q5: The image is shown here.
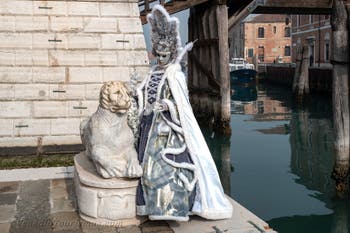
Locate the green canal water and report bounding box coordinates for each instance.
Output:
[205,82,350,233]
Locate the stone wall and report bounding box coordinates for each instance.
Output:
[0,0,149,152]
[261,64,332,94]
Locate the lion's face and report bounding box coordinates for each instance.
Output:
[100,81,131,113]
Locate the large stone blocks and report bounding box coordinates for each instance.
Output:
[84,18,118,33]
[32,67,66,83]
[67,2,99,16]
[0,33,32,49]
[0,0,149,149]
[0,102,31,118]
[74,153,143,226]
[0,1,33,15]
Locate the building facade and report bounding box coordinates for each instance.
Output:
[229,14,292,64]
[291,14,332,68]
[0,0,149,151]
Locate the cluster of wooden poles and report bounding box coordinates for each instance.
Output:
[293,0,349,193]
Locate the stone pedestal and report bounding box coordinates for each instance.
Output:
[74,152,144,226]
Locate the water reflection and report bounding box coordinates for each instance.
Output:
[203,81,350,233]
[231,83,291,121]
[289,98,334,196]
[231,83,257,103]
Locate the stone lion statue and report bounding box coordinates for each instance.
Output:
[80,81,142,178]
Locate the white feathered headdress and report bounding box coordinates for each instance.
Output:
[147,5,195,64]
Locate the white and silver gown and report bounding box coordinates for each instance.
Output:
[136,63,232,221]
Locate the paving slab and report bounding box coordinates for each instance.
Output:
[116,225,142,233]
[80,219,117,233]
[0,222,10,233]
[141,220,173,233]
[0,205,16,223]
[50,179,76,213]
[0,193,17,205]
[168,198,276,233]
[10,180,52,233]
[50,212,81,232]
[0,181,19,194]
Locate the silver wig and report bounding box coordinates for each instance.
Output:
[147,5,182,63]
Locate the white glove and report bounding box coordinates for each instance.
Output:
[154,100,168,112]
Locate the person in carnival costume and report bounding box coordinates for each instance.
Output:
[135,5,232,221]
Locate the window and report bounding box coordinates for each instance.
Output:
[258,101,264,114]
[284,27,291,37]
[284,46,291,56]
[258,27,264,38]
[248,48,254,58]
[285,17,290,25]
[310,15,314,24]
[258,46,264,62]
[273,26,277,34]
[325,42,330,62]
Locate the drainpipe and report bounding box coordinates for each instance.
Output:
[318,14,321,67]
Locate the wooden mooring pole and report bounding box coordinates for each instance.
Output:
[188,0,231,135]
[293,45,310,103]
[292,44,302,92]
[330,0,350,193]
[217,3,230,135]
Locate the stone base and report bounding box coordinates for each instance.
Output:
[74,152,145,226]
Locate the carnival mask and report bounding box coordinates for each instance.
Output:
[156,50,171,66]
[147,5,195,67]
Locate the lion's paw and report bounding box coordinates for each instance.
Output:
[95,164,113,178]
[126,161,143,178]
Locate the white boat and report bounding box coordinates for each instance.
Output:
[229,58,257,82]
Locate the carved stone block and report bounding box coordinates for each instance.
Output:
[74,152,144,226]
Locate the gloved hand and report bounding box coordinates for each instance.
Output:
[154,100,168,112]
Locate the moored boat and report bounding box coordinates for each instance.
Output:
[229,58,257,83]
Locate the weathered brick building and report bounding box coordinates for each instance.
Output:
[291,14,332,68]
[0,0,149,152]
[229,14,292,64]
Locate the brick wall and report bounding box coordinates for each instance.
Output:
[0,0,149,151]
[291,15,332,67]
[244,15,292,64]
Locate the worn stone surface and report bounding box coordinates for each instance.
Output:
[50,179,76,214]
[168,198,276,233]
[52,198,76,214]
[80,219,116,233]
[0,175,274,233]
[140,220,173,233]
[50,212,81,232]
[10,180,52,233]
[0,181,18,194]
[118,225,142,233]
[0,193,17,205]
[0,205,16,223]
[0,223,10,233]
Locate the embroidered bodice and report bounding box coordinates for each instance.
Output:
[146,70,164,104]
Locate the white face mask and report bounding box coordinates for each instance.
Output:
[156,51,171,66]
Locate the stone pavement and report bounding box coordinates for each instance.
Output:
[0,167,277,233]
[0,178,173,233]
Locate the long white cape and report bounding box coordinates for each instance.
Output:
[138,63,232,220]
